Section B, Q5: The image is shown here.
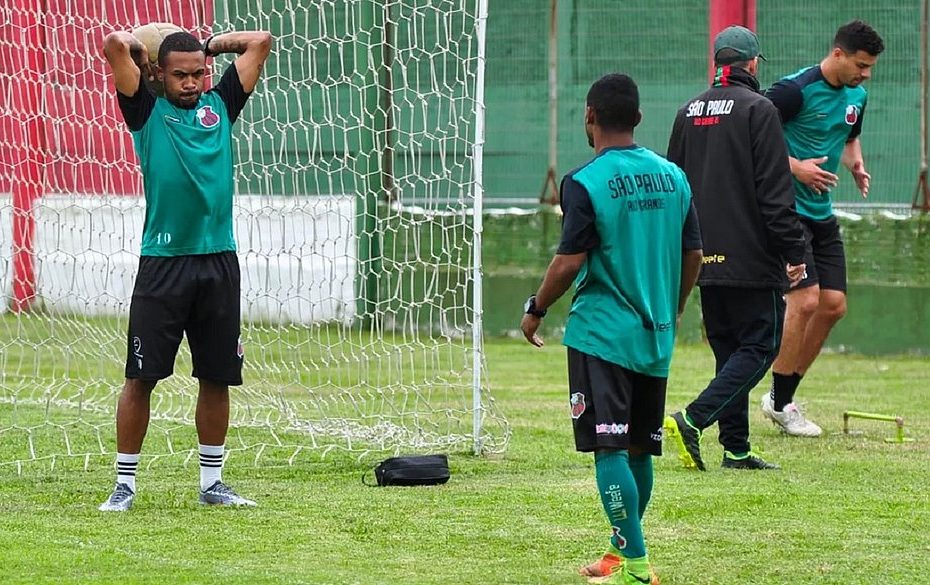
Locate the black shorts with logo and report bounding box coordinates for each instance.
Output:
[567,347,667,456]
[125,252,243,385]
[797,215,847,293]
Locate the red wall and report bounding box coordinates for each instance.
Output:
[0,1,213,196]
[708,0,757,81]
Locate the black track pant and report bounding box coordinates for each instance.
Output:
[685,286,785,454]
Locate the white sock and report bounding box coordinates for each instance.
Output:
[116,452,139,493]
[199,444,224,491]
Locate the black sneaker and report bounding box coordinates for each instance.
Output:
[722,450,780,470]
[663,411,705,471]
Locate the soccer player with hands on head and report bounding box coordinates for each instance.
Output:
[98,23,272,512]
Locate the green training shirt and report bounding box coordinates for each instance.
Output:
[765,66,867,220]
[558,145,697,377]
[117,64,251,256]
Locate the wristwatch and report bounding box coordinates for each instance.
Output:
[203,34,216,57]
[524,295,547,318]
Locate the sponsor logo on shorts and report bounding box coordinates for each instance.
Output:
[236,336,245,359]
[611,526,627,549]
[595,422,629,436]
[570,392,586,419]
[132,336,143,371]
[650,426,663,442]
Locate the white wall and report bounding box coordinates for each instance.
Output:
[0,194,357,324]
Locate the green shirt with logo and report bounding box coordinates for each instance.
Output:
[560,146,694,377]
[766,66,867,220]
[117,65,250,256]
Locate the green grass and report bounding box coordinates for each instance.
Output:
[0,338,927,584]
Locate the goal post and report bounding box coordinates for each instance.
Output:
[0,0,509,468]
[7,3,46,314]
[471,0,489,455]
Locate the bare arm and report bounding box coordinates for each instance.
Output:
[842,138,870,198]
[841,138,864,169]
[678,249,702,319]
[520,252,586,347]
[534,253,586,311]
[204,31,273,93]
[102,31,147,96]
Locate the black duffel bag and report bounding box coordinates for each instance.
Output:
[364,454,450,487]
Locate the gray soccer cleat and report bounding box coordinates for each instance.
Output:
[99,482,135,512]
[199,480,257,507]
[761,393,823,437]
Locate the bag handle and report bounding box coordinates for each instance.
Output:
[361,466,379,487]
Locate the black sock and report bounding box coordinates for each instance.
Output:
[771,372,802,411]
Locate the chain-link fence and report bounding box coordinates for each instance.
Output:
[485,1,923,210]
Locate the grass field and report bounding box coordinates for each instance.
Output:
[0,337,927,584]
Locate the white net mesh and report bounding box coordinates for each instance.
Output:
[0,0,508,470]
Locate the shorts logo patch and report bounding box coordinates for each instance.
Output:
[131,336,143,371]
[570,392,586,419]
[236,336,245,359]
[596,422,629,436]
[845,104,859,125]
[197,105,220,128]
[611,526,627,549]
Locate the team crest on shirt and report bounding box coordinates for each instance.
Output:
[197,105,220,128]
[845,104,860,125]
[570,392,586,419]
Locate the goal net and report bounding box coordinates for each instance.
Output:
[0,0,509,470]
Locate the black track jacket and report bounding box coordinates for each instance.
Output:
[667,66,805,290]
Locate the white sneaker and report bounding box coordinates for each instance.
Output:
[761,394,823,437]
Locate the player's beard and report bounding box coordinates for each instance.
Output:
[168,90,201,109]
[586,126,594,148]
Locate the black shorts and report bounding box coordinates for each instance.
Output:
[125,252,243,385]
[797,216,847,293]
[567,348,667,456]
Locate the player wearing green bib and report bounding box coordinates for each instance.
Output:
[521,74,703,585]
[762,21,884,437]
[99,28,272,511]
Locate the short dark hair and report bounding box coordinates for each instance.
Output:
[158,31,204,66]
[834,20,884,56]
[586,73,639,132]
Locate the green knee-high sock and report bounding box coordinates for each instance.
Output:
[628,454,654,518]
[594,450,647,560]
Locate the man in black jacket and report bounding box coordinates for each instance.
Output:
[663,26,806,471]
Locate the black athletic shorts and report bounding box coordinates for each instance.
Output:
[797,215,847,293]
[567,347,667,456]
[125,252,243,385]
